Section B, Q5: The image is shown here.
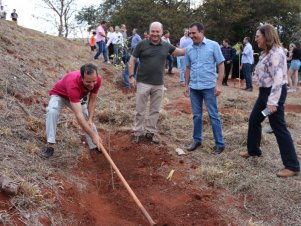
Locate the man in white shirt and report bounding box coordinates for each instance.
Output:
[0,6,7,19]
[241,37,254,91]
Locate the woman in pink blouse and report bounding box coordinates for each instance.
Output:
[239,24,300,177]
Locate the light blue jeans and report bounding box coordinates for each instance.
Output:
[46,95,98,149]
[179,56,186,84]
[190,88,224,148]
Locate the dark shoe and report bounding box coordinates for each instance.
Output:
[222,83,228,86]
[132,135,140,144]
[40,147,54,158]
[245,88,253,92]
[167,71,174,75]
[145,133,160,144]
[211,146,225,155]
[276,168,299,177]
[91,147,102,155]
[186,141,202,152]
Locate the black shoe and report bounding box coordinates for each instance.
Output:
[145,133,160,144]
[91,147,102,155]
[187,141,202,152]
[211,146,225,155]
[132,135,140,144]
[222,83,228,86]
[245,88,253,92]
[40,147,54,158]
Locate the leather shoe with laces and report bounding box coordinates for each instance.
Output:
[276,168,299,178]
[186,141,202,152]
[145,133,160,144]
[40,147,54,158]
[211,146,225,155]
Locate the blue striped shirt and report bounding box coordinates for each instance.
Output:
[185,37,225,90]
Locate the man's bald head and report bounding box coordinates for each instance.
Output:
[149,21,163,44]
[149,21,163,32]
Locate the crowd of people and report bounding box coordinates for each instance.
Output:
[0,6,18,23]
[40,20,300,178]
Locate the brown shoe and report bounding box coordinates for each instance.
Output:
[276,168,299,178]
[239,151,250,159]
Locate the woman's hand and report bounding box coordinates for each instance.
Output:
[267,105,277,114]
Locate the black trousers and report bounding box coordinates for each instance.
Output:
[222,62,232,84]
[247,85,300,172]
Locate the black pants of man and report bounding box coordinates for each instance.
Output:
[222,62,232,85]
[247,85,300,172]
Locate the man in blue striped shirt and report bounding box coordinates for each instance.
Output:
[184,22,225,155]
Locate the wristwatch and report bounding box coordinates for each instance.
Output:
[129,74,135,79]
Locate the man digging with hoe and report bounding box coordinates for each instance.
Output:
[40,63,102,158]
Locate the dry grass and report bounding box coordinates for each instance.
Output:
[1,19,301,225]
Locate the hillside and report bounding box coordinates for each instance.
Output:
[1,19,301,226]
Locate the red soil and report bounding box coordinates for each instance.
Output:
[49,131,245,226]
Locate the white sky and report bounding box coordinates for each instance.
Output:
[1,0,100,37]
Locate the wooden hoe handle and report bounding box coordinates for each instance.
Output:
[98,142,156,226]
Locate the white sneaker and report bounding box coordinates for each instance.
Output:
[288,89,296,93]
[163,86,167,91]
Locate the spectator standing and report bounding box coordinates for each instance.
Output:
[106,26,124,64]
[122,28,142,89]
[0,5,7,19]
[11,9,18,23]
[221,39,236,86]
[287,42,301,92]
[143,31,149,40]
[120,24,127,40]
[89,31,97,51]
[239,24,300,177]
[40,64,102,158]
[184,22,225,155]
[241,37,254,91]
[128,21,185,144]
[161,30,174,74]
[94,21,109,63]
[178,28,193,86]
[107,26,115,60]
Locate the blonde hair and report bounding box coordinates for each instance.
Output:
[257,24,282,53]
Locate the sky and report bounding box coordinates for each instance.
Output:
[1,0,100,37]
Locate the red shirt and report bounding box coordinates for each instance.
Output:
[49,70,101,103]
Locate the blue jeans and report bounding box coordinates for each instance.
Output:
[166,54,173,73]
[190,88,225,148]
[243,63,252,89]
[179,56,186,84]
[122,59,139,88]
[94,40,108,62]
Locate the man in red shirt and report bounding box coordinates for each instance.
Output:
[40,64,102,158]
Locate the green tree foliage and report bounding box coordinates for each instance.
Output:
[198,0,301,47]
[76,0,301,47]
[75,5,102,32]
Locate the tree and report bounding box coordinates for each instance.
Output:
[40,0,77,38]
[75,5,102,32]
